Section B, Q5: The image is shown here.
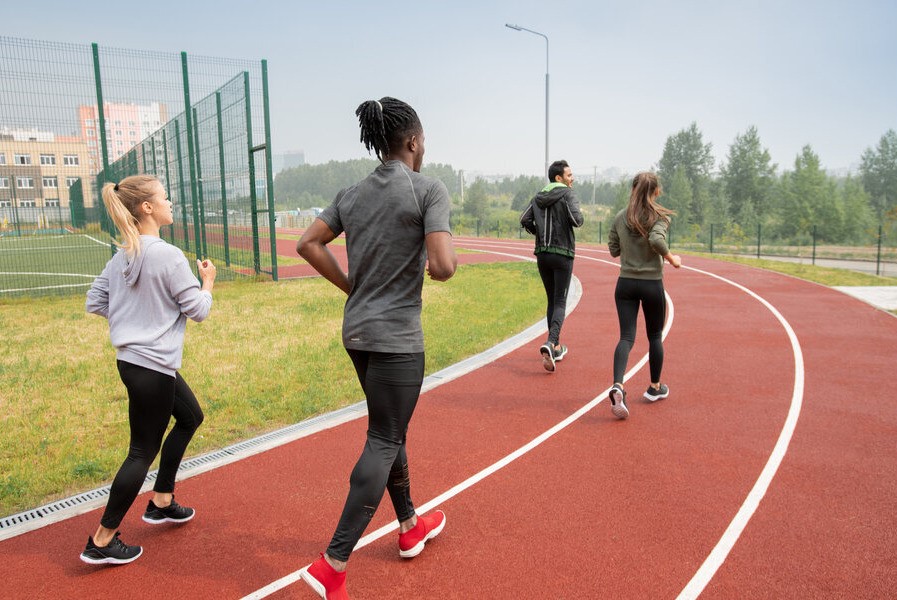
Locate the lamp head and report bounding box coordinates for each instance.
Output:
[505,23,523,31]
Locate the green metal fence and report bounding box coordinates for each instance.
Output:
[0,36,277,297]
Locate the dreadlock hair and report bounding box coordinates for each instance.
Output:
[355,97,422,163]
[101,174,161,257]
[626,172,675,239]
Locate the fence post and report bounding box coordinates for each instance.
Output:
[877,223,883,276]
[812,225,817,265]
[757,223,761,259]
[91,43,112,240]
[215,91,231,267]
[191,107,208,259]
[174,120,190,251]
[243,70,262,275]
[599,221,602,244]
[710,223,714,254]
[180,52,203,262]
[261,59,279,281]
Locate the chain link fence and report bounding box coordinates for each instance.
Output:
[0,36,277,297]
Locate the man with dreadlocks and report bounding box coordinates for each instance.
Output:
[296,97,456,599]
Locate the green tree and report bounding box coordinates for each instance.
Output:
[663,167,693,228]
[838,176,875,243]
[859,129,897,219]
[463,178,489,223]
[777,145,836,241]
[657,122,714,225]
[720,126,777,223]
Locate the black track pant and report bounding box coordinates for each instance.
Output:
[326,350,425,562]
[536,252,574,346]
[99,360,204,529]
[612,277,667,385]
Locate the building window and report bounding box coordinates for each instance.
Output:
[85,119,94,126]
[40,154,57,165]
[14,154,32,165]
[86,129,95,137]
[42,176,58,188]
[16,177,35,189]
[0,153,6,165]
[114,120,122,126]
[0,176,9,188]
[87,139,96,147]
[0,200,10,207]
[45,198,60,207]
[115,130,123,136]
[18,199,36,208]
[65,177,79,187]
[63,155,80,166]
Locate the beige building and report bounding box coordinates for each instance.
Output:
[0,129,93,209]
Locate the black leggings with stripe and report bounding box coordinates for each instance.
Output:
[326,350,424,562]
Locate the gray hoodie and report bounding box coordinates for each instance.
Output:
[86,236,212,376]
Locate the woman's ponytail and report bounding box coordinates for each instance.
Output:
[101,175,159,256]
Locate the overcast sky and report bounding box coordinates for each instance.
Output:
[5,0,896,179]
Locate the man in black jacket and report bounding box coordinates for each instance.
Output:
[520,159,584,372]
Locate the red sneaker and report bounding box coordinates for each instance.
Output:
[300,554,349,599]
[398,510,446,558]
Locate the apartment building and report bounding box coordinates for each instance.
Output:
[0,129,92,209]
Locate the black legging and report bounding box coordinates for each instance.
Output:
[536,252,574,346]
[613,277,667,385]
[100,360,204,529]
[326,350,425,562]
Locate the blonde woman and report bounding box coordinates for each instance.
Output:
[607,172,680,419]
[81,175,215,564]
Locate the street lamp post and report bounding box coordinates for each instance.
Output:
[505,23,549,178]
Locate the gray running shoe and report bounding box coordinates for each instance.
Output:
[644,383,670,402]
[553,345,568,361]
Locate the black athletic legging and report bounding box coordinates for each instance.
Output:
[326,350,425,562]
[99,360,204,529]
[613,277,667,385]
[536,252,574,346]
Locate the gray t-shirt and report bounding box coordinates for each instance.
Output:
[318,160,452,353]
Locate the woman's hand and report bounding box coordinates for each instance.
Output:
[197,259,217,291]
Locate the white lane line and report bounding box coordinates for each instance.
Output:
[241,248,671,600]
[676,265,804,599]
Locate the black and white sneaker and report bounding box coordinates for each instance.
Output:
[142,497,195,524]
[540,343,556,372]
[644,383,670,402]
[609,384,629,419]
[80,532,142,565]
[552,344,568,362]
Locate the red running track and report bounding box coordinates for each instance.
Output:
[1,237,895,599]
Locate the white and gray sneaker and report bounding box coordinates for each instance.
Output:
[552,344,568,362]
[540,343,556,372]
[609,384,629,419]
[644,383,670,402]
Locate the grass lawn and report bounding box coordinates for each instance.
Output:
[0,261,544,517]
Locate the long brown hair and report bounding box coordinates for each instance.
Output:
[625,172,674,238]
[101,174,160,257]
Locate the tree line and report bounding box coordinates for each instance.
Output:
[274,126,897,245]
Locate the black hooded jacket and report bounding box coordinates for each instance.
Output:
[519,182,584,257]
